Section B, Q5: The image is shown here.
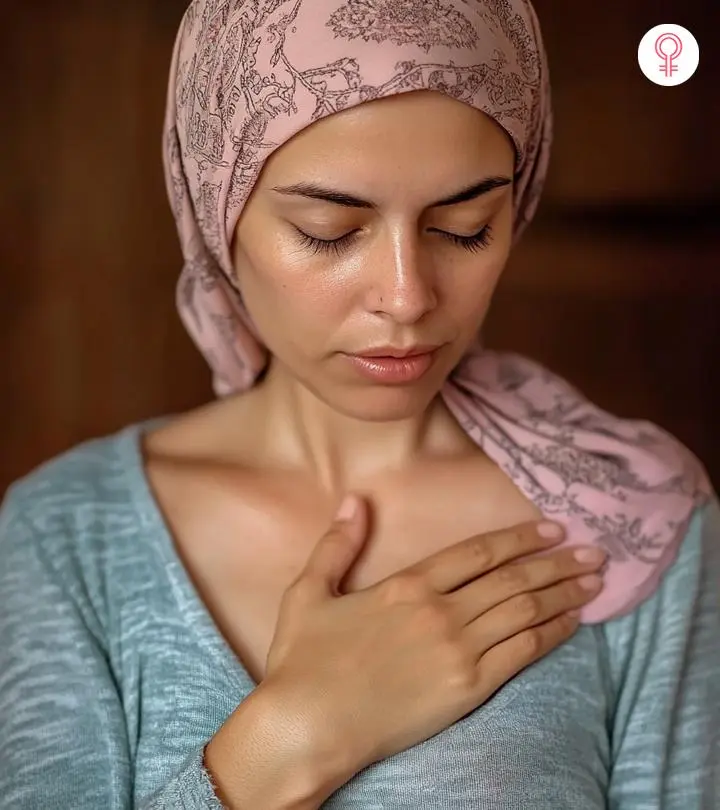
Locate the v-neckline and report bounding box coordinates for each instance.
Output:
[116,418,259,695]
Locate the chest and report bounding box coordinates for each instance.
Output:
[146,455,542,683]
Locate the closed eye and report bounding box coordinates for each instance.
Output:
[295,228,360,256]
[430,225,493,253]
[294,225,493,256]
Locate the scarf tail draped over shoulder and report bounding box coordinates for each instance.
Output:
[161,0,711,623]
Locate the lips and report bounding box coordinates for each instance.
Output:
[342,345,440,384]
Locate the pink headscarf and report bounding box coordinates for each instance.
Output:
[162,0,711,623]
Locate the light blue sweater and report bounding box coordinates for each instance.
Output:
[0,419,718,809]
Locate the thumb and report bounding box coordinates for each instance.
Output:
[302,494,368,596]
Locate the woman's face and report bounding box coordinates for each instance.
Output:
[232,90,515,421]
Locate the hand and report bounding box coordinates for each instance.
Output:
[261,494,605,787]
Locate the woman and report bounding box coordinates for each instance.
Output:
[0,1,717,808]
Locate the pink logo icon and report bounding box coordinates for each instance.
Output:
[655,32,683,76]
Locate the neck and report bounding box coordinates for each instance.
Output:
[248,358,473,493]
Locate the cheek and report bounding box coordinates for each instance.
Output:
[236,242,345,343]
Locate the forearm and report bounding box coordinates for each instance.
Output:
[203,681,355,810]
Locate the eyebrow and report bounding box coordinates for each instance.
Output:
[270,175,512,209]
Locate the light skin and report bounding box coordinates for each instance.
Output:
[229,89,516,492]
[148,91,606,809]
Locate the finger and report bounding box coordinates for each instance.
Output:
[407,520,565,594]
[476,611,581,696]
[465,575,602,657]
[296,495,368,597]
[447,546,606,625]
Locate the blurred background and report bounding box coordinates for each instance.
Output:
[1,1,718,494]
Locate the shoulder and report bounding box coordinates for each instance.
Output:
[602,494,720,651]
[450,347,714,623]
[643,495,719,607]
[2,421,149,540]
[0,419,165,635]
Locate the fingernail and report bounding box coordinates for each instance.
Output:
[574,547,606,564]
[578,574,603,591]
[536,521,564,540]
[335,495,358,522]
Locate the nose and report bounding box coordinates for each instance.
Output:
[366,230,438,325]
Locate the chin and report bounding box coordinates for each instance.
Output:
[322,380,443,423]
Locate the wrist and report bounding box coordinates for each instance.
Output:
[251,678,359,801]
[204,679,355,809]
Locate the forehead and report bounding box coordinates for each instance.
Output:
[259,91,516,190]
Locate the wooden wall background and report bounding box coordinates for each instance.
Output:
[2,1,718,493]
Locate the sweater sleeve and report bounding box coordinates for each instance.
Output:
[602,495,720,809]
[0,484,225,810]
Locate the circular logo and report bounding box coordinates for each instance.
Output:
[638,24,699,86]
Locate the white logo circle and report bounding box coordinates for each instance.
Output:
[638,24,699,86]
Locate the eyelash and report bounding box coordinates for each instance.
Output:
[295,225,493,256]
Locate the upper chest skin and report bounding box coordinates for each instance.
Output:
[144,439,542,683]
